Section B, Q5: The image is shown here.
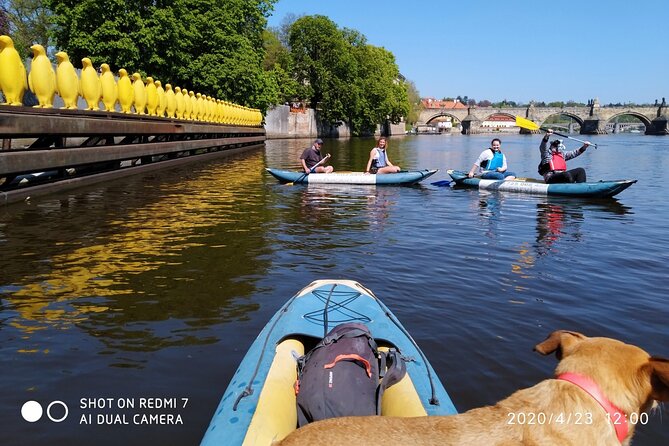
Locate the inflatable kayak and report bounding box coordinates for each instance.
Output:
[446,170,636,198]
[201,279,457,446]
[266,168,437,185]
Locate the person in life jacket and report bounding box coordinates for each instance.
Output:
[539,129,590,183]
[467,138,516,180]
[364,137,401,174]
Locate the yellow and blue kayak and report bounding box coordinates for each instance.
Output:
[266,168,438,185]
[446,169,636,198]
[200,279,457,446]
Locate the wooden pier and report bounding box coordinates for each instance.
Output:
[0,107,265,205]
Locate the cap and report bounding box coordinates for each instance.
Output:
[314,138,324,145]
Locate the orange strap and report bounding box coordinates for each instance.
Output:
[323,354,372,378]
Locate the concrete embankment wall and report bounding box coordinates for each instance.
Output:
[264,105,407,139]
[265,105,368,139]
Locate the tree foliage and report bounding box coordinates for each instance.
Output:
[286,15,409,136]
[45,0,277,111]
[1,0,54,59]
[405,80,422,127]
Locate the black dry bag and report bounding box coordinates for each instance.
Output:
[294,322,406,427]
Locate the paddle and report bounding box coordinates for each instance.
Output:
[431,180,454,187]
[515,116,598,149]
[286,153,331,185]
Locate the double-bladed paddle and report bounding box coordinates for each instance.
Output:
[515,116,598,149]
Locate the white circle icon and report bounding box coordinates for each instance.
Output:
[21,401,43,422]
[46,401,68,422]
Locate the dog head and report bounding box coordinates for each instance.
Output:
[534,330,669,415]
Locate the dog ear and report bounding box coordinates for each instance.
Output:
[533,330,586,359]
[648,357,669,402]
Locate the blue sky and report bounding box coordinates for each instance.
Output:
[266,0,667,105]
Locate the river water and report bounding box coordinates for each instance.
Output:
[1,133,667,445]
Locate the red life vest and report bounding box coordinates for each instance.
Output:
[549,151,567,171]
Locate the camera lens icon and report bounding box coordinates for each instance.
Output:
[21,400,68,423]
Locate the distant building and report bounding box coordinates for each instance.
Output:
[481,113,516,129]
[421,98,467,110]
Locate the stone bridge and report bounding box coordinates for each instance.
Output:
[417,99,668,135]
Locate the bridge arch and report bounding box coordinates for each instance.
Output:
[539,112,585,128]
[425,112,461,125]
[605,112,652,127]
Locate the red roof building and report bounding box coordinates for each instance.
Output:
[421,98,467,109]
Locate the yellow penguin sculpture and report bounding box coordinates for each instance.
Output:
[155,80,166,117]
[216,98,223,123]
[145,76,157,116]
[195,92,204,121]
[206,96,213,122]
[174,87,185,119]
[131,72,146,114]
[55,51,79,109]
[164,84,176,118]
[99,63,118,112]
[80,57,101,110]
[28,44,57,108]
[189,91,197,120]
[0,35,28,105]
[117,69,134,113]
[183,89,192,119]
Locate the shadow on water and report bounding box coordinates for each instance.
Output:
[0,150,270,357]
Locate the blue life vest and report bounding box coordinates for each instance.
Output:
[372,148,388,168]
[485,150,504,171]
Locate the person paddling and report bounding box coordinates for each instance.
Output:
[300,139,333,173]
[539,129,590,183]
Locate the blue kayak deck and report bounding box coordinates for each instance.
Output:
[201,280,456,446]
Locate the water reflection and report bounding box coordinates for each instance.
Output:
[534,202,584,256]
[512,198,632,281]
[475,192,506,242]
[285,184,396,234]
[0,151,269,356]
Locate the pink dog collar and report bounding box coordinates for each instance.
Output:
[557,372,628,443]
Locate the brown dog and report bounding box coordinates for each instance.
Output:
[278,330,669,446]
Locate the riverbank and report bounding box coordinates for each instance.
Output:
[264,104,405,139]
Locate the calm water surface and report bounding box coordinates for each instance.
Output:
[1,134,668,445]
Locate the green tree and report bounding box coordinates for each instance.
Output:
[288,15,409,135]
[46,0,277,111]
[1,6,10,34]
[349,42,408,134]
[262,27,299,104]
[1,0,54,59]
[405,80,422,127]
[289,15,354,124]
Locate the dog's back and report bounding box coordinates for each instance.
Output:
[279,331,669,446]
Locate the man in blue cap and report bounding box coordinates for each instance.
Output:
[300,138,333,173]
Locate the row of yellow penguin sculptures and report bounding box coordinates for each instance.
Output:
[0,34,262,126]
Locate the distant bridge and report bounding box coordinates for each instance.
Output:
[416,100,668,135]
